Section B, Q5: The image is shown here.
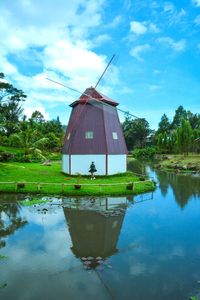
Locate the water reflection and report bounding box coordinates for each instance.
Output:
[155,171,200,208]
[128,159,200,208]
[1,185,200,300]
[62,197,128,269]
[0,194,27,249]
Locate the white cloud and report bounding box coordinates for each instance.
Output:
[130,21,160,36]
[163,2,175,13]
[130,21,147,35]
[90,34,111,48]
[163,3,186,25]
[157,37,186,51]
[24,104,50,120]
[130,44,150,61]
[193,0,200,7]
[106,15,122,28]
[0,0,122,121]
[149,23,160,33]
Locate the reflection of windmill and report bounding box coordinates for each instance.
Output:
[63,197,127,269]
[47,55,141,175]
[49,196,154,298]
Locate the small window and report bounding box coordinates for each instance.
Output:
[85,131,93,139]
[67,133,71,140]
[112,132,118,140]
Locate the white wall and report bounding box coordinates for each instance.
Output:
[62,154,127,175]
[108,155,127,175]
[71,155,106,175]
[62,155,69,173]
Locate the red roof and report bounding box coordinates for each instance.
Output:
[70,87,118,107]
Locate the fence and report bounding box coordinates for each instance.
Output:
[0,180,154,194]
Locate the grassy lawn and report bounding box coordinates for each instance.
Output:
[0,161,155,196]
[0,146,24,154]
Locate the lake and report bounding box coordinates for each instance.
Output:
[0,163,200,300]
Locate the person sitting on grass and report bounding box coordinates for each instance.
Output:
[89,162,97,180]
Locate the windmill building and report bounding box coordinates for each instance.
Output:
[62,87,128,175]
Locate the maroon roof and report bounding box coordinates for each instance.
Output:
[62,87,128,155]
[70,87,118,107]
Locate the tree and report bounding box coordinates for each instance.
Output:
[171,105,187,130]
[157,132,169,153]
[0,73,26,136]
[187,111,200,130]
[177,119,193,155]
[122,115,150,150]
[157,114,171,135]
[9,124,49,161]
[30,110,45,124]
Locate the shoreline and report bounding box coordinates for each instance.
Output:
[154,154,200,174]
[0,161,155,197]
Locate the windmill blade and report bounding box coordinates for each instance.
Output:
[95,54,116,89]
[46,78,140,119]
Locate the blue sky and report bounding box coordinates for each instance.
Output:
[0,0,200,129]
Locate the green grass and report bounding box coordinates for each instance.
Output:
[0,161,155,196]
[0,146,24,154]
[20,198,49,206]
[0,255,8,259]
[156,154,200,172]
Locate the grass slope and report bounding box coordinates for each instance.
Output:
[156,154,200,172]
[0,161,155,196]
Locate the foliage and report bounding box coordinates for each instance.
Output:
[20,199,49,206]
[0,254,8,259]
[157,114,171,135]
[0,73,63,162]
[0,151,14,162]
[171,105,187,129]
[156,106,200,154]
[177,119,193,155]
[122,115,150,151]
[132,147,156,160]
[0,72,26,136]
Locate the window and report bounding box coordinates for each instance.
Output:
[67,133,71,140]
[112,132,118,140]
[85,131,94,139]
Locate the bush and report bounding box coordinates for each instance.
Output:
[0,135,9,146]
[0,151,14,162]
[132,147,156,160]
[8,134,22,148]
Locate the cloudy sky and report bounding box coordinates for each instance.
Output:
[1,0,200,128]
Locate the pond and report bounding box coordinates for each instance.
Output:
[0,164,200,300]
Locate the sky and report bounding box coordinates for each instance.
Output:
[0,0,200,129]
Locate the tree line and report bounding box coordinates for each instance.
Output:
[122,106,200,155]
[0,72,64,161]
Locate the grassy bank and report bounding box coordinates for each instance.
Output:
[155,154,200,173]
[0,161,155,196]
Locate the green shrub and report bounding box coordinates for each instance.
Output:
[132,147,156,160]
[0,135,9,146]
[8,134,22,148]
[0,151,14,162]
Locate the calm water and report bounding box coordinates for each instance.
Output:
[0,164,200,300]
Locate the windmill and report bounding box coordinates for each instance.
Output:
[47,55,139,175]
